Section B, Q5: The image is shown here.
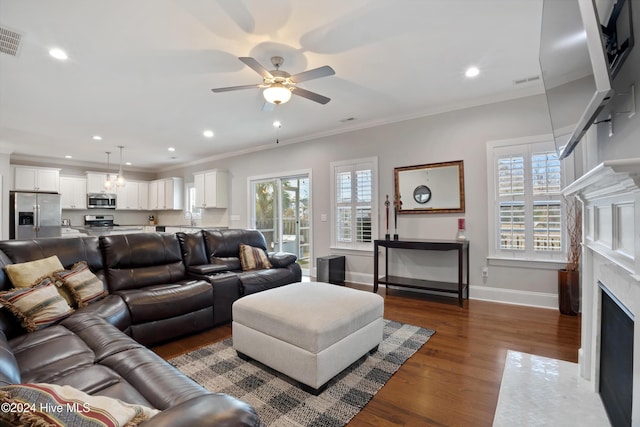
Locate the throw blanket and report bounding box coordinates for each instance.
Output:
[0,383,159,427]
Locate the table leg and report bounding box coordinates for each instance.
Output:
[373,241,379,293]
[458,247,463,307]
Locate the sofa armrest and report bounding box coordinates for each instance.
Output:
[267,252,297,268]
[188,264,229,275]
[138,394,261,427]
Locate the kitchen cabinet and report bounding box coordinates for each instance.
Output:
[86,173,114,194]
[60,176,87,209]
[116,181,149,210]
[149,177,183,210]
[13,166,60,192]
[193,170,227,208]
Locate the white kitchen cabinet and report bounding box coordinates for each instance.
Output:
[148,177,183,210]
[138,182,149,210]
[13,166,60,192]
[60,176,87,209]
[116,181,150,210]
[86,173,114,194]
[193,170,227,208]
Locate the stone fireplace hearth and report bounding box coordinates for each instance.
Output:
[563,159,640,425]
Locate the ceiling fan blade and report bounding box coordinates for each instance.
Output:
[291,87,331,104]
[239,57,273,79]
[262,101,276,112]
[291,65,335,83]
[211,84,261,93]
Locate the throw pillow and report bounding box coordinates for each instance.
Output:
[239,244,272,271]
[54,261,108,307]
[4,255,64,288]
[0,383,159,427]
[3,255,74,304]
[0,277,73,332]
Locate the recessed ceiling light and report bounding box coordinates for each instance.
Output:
[465,67,480,78]
[168,147,175,152]
[49,48,68,60]
[203,130,214,138]
[125,162,132,166]
[92,135,103,141]
[64,155,72,159]
[273,121,282,128]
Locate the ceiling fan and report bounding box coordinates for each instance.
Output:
[211,56,335,110]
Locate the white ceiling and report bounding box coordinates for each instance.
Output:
[0,0,545,172]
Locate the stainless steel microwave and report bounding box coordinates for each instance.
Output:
[87,193,116,209]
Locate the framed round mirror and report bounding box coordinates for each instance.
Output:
[413,185,432,204]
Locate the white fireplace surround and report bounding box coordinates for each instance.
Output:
[563,158,640,424]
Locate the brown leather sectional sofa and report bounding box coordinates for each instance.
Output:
[0,229,302,426]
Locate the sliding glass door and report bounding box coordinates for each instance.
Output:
[250,172,311,275]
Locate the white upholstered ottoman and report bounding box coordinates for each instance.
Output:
[232,282,384,394]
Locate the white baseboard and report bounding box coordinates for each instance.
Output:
[470,285,558,309]
[310,271,559,310]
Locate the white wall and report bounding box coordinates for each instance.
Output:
[159,92,564,307]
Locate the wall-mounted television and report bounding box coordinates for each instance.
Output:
[539,0,634,159]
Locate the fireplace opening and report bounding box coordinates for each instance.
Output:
[599,283,634,427]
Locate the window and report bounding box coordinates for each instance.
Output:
[330,157,378,250]
[487,137,572,263]
[185,183,201,220]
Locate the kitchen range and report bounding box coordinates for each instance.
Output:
[73,214,144,236]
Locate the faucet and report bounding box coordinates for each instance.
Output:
[185,211,196,227]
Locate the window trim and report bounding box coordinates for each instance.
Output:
[330,157,378,251]
[486,135,574,264]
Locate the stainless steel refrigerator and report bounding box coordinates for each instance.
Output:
[10,192,62,239]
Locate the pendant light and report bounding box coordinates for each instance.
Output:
[103,151,114,191]
[115,145,126,188]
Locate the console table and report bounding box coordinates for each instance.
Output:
[373,239,469,307]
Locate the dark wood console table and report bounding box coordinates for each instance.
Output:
[373,239,469,307]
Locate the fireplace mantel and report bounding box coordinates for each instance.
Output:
[563,158,640,281]
[562,158,640,424]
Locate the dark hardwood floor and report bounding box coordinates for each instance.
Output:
[153,287,581,427]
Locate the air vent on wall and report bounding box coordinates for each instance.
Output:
[513,75,541,85]
[0,26,23,57]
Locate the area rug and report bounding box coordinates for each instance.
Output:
[170,319,434,427]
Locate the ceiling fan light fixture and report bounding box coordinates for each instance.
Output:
[263,84,292,105]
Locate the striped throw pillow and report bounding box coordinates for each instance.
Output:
[239,244,272,271]
[0,277,74,332]
[54,261,108,307]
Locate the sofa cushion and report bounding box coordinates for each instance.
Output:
[3,255,63,288]
[176,232,208,266]
[100,234,187,292]
[0,277,74,332]
[203,229,268,257]
[239,244,272,271]
[55,261,108,307]
[0,383,159,426]
[0,237,104,289]
[116,281,212,325]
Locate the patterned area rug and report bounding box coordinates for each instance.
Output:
[170,319,435,427]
